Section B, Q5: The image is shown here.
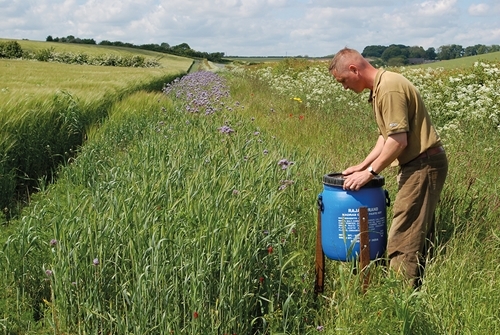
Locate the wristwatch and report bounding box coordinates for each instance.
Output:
[368,166,378,176]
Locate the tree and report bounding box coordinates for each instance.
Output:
[46,35,53,42]
[464,46,477,57]
[408,46,426,58]
[381,44,409,62]
[0,40,23,58]
[490,45,500,52]
[476,44,488,54]
[362,45,387,58]
[437,44,463,60]
[172,43,191,52]
[425,47,437,60]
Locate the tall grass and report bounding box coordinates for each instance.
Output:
[0,56,191,213]
[1,56,500,334]
[229,59,500,334]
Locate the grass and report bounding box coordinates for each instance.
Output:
[0,38,189,67]
[413,51,500,69]
[1,53,500,334]
[0,42,193,216]
[0,57,191,104]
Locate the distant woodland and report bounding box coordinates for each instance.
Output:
[45,35,226,63]
[361,43,500,66]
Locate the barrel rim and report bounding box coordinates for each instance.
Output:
[323,172,385,188]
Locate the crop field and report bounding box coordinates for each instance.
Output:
[1,49,500,334]
[0,41,193,216]
[0,38,187,66]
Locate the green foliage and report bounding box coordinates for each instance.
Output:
[0,63,184,215]
[0,40,23,58]
[1,89,320,334]
[2,57,500,334]
[27,48,161,67]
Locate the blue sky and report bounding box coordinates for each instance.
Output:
[1,0,499,57]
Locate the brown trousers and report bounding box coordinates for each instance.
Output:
[387,151,448,285]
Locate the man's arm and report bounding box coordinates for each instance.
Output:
[342,135,385,175]
[342,132,407,191]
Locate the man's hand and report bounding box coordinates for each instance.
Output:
[342,164,365,176]
[342,169,373,191]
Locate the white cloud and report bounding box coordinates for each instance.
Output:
[1,0,500,56]
[418,0,458,16]
[468,3,490,16]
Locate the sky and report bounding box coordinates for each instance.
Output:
[1,0,499,57]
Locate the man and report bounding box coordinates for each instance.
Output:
[329,47,448,287]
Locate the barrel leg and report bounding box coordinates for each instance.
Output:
[359,206,370,293]
[315,206,325,294]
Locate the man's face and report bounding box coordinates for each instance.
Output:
[332,67,363,93]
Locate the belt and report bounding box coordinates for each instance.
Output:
[414,146,445,160]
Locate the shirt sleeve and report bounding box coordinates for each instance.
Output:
[379,91,409,135]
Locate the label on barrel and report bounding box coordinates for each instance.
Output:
[338,207,385,241]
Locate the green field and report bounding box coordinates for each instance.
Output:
[413,51,500,69]
[0,40,193,216]
[1,44,500,334]
[0,38,189,66]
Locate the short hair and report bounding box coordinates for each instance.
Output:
[328,47,365,74]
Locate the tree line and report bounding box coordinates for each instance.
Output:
[46,35,225,63]
[362,43,500,66]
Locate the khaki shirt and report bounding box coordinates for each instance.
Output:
[371,69,442,165]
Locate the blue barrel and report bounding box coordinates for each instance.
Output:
[318,173,388,261]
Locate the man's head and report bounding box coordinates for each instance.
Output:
[329,47,375,93]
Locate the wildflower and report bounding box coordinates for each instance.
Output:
[263,230,269,235]
[263,149,268,154]
[299,115,304,120]
[193,311,199,319]
[45,269,53,276]
[267,246,273,254]
[50,239,58,246]
[232,189,240,195]
[277,159,294,170]
[317,325,324,332]
[218,125,235,134]
[254,131,260,136]
[259,276,265,284]
[93,258,100,266]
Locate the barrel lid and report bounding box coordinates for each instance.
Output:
[323,173,385,188]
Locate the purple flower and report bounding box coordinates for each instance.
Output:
[45,269,53,276]
[50,239,58,246]
[93,258,100,266]
[218,125,235,134]
[232,189,240,195]
[317,325,324,332]
[278,159,295,170]
[254,131,260,136]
